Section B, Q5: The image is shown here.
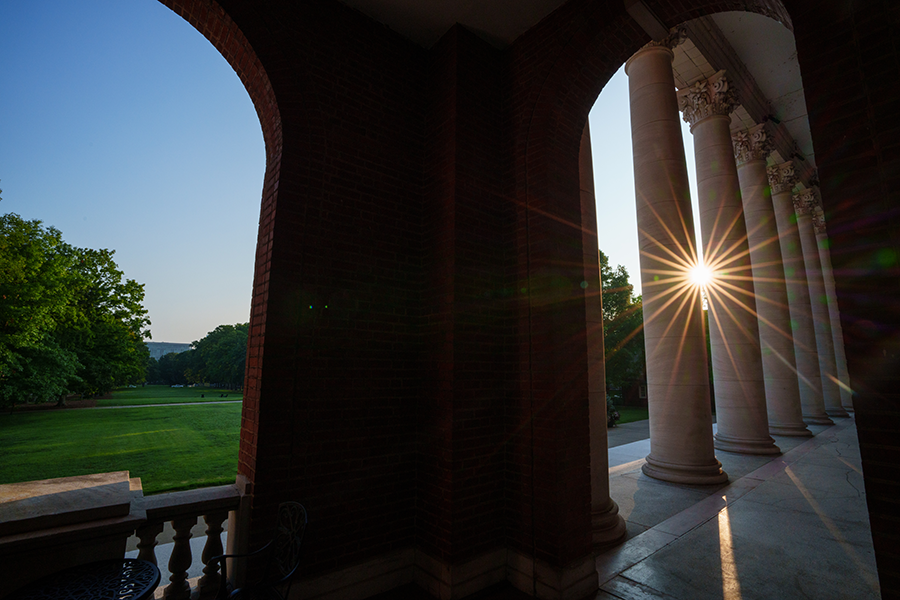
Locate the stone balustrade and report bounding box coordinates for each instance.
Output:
[134,484,242,600]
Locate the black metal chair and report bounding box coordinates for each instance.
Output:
[211,502,307,600]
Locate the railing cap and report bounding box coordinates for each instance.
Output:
[143,485,241,521]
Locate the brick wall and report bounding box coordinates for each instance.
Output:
[419,25,513,563]
[162,0,900,596]
[789,1,900,597]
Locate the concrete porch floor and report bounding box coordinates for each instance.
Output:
[380,415,879,600]
[598,416,880,599]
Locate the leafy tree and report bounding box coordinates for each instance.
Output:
[599,250,645,402]
[0,214,80,406]
[158,351,192,386]
[146,356,161,384]
[193,323,248,389]
[0,213,151,407]
[58,248,150,396]
[152,324,247,389]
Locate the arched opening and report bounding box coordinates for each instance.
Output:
[561,5,875,597]
[0,0,277,591]
[0,0,269,484]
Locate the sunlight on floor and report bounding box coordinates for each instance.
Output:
[718,505,743,600]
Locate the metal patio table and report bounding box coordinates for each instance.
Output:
[7,558,161,600]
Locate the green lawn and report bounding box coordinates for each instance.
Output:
[0,404,241,494]
[95,385,241,407]
[616,406,649,425]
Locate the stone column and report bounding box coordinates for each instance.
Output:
[678,71,779,455]
[625,36,726,484]
[580,122,627,549]
[732,125,810,437]
[811,206,854,412]
[768,162,832,425]
[796,189,849,417]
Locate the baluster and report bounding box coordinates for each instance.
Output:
[136,521,165,566]
[164,517,196,600]
[198,511,229,600]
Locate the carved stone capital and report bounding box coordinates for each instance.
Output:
[767,161,798,195]
[732,123,773,166]
[792,188,819,219]
[677,70,739,128]
[804,188,827,234]
[645,26,688,50]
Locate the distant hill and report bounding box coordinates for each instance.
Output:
[146,341,192,360]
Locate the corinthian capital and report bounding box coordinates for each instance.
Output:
[732,123,773,166]
[677,70,739,128]
[767,161,798,195]
[792,188,819,218]
[804,189,827,234]
[645,26,688,50]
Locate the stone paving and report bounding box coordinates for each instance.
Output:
[600,416,880,599]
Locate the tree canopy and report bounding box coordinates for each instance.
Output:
[599,250,645,401]
[0,213,150,407]
[150,323,248,389]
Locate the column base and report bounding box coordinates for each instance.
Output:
[714,433,781,455]
[768,422,813,437]
[642,455,728,485]
[826,408,851,418]
[804,415,835,426]
[592,498,627,552]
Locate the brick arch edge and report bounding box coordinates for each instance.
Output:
[157,0,281,486]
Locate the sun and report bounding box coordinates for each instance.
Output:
[688,263,714,288]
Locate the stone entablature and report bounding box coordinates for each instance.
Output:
[767,161,798,195]
[677,70,739,127]
[732,123,773,166]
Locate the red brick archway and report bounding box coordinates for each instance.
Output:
[154,0,900,596]
[158,0,282,492]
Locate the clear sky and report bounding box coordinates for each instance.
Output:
[0,0,265,343]
[589,67,701,299]
[1,1,699,343]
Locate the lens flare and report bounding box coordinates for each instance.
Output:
[689,263,714,288]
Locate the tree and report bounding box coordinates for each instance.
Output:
[152,324,248,389]
[58,247,151,397]
[0,213,151,407]
[192,323,248,389]
[599,250,645,402]
[0,214,80,406]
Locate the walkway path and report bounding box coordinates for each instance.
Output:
[89,400,242,410]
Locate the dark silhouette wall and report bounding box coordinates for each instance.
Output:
[162,0,900,596]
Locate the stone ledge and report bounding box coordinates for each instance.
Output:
[0,472,134,537]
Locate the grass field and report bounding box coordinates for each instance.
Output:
[94,385,241,407]
[616,406,649,424]
[0,402,241,494]
[0,386,648,496]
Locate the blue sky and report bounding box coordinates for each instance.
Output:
[1,1,698,343]
[590,68,701,299]
[1,0,265,343]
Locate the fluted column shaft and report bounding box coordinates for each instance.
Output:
[678,72,778,455]
[580,122,626,549]
[625,42,726,484]
[813,216,854,412]
[733,125,810,437]
[795,189,848,417]
[768,162,832,425]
